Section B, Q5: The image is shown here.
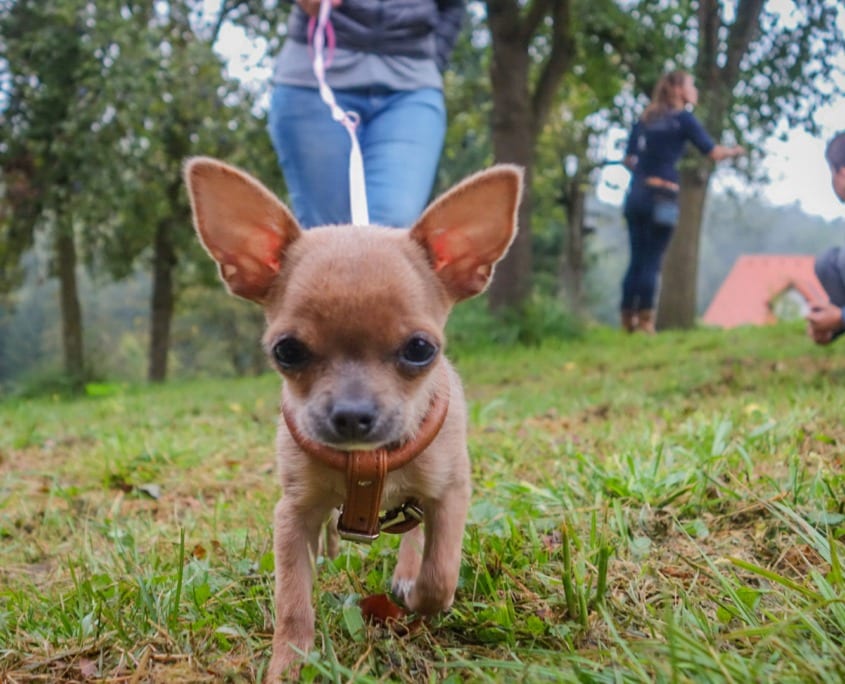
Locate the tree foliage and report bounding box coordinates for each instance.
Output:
[0,0,283,386]
[101,1,281,382]
[0,0,138,383]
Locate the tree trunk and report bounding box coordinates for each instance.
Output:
[55,222,84,386]
[656,163,712,329]
[558,177,586,313]
[488,152,535,311]
[657,0,763,328]
[484,0,573,311]
[148,218,176,382]
[486,15,536,311]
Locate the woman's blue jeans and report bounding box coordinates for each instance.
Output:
[268,84,446,229]
[621,182,676,311]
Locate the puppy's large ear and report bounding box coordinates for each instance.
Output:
[410,165,523,301]
[184,157,302,302]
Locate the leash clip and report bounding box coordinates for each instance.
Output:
[335,500,424,543]
[380,500,424,534]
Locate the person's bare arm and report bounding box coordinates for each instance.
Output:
[709,144,745,162]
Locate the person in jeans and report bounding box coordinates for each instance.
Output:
[807,131,845,344]
[621,69,744,333]
[268,0,465,229]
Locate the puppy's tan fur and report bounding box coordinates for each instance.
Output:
[184,158,522,681]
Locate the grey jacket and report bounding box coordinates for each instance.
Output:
[286,1,466,72]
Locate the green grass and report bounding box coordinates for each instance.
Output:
[1,322,843,682]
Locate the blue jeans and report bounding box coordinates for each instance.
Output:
[268,85,446,229]
[621,182,676,310]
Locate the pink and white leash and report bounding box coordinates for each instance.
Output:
[309,0,369,225]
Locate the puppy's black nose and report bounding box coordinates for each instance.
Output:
[330,400,377,441]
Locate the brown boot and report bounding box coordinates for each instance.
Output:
[621,309,637,333]
[637,309,656,334]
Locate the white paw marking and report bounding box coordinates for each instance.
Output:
[392,578,415,602]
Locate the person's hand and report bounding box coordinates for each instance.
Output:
[710,144,746,162]
[806,301,845,345]
[297,0,342,17]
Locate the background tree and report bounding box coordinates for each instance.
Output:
[0,1,284,387]
[481,0,683,313]
[483,0,576,310]
[105,0,286,382]
[0,0,132,387]
[106,1,282,382]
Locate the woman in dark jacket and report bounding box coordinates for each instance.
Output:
[621,69,744,333]
[268,0,466,229]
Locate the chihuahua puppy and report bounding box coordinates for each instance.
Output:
[184,158,522,680]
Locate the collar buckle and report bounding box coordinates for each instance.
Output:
[337,525,380,544]
[380,500,424,535]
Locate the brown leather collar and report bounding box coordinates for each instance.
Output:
[281,364,450,543]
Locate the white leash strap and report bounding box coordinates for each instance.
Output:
[311,0,369,225]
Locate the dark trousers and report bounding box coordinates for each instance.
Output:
[621,182,676,310]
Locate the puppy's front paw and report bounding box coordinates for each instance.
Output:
[391,577,416,605]
[403,570,456,616]
[392,526,423,606]
[266,647,304,683]
[265,660,298,683]
[266,626,313,682]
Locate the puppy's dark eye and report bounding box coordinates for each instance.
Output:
[272,337,311,370]
[399,335,438,369]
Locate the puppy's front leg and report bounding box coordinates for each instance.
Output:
[402,478,471,615]
[392,525,424,600]
[266,496,325,682]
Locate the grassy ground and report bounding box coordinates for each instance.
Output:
[1,322,843,683]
